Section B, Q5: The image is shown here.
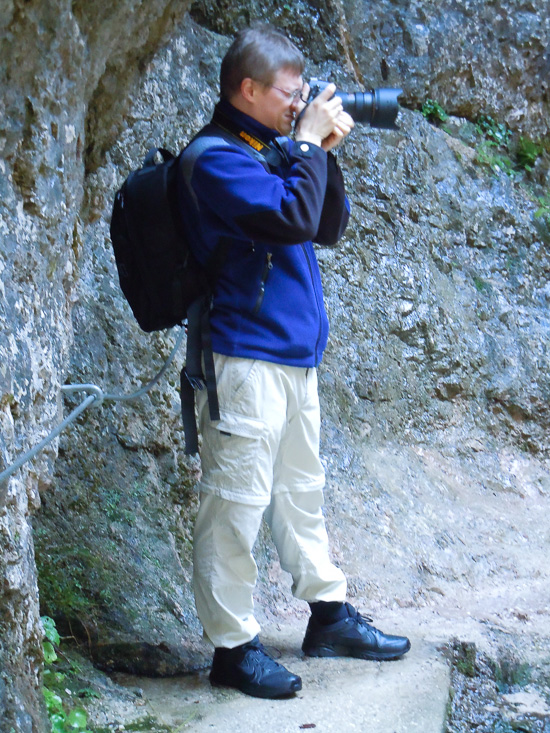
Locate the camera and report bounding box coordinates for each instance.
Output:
[307,79,402,129]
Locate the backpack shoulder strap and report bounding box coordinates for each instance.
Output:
[177,125,271,454]
[179,135,232,210]
[180,124,271,192]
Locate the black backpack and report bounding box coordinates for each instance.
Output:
[110,147,208,333]
[110,141,222,455]
[109,131,271,454]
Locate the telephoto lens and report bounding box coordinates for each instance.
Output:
[308,79,403,129]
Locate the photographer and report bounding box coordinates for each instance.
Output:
[183,24,410,700]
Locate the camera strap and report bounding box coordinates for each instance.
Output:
[211,106,286,169]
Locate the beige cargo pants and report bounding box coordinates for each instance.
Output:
[193,354,347,648]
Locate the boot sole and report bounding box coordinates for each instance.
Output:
[302,641,411,661]
[210,677,302,699]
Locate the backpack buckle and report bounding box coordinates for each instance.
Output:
[184,370,205,391]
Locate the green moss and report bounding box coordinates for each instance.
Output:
[37,550,93,618]
[0,393,15,409]
[516,137,543,171]
[35,536,118,621]
[454,641,477,678]
[472,276,492,294]
[491,657,532,692]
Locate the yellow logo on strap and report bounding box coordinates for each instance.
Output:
[239,131,266,152]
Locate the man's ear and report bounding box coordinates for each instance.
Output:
[240,77,258,104]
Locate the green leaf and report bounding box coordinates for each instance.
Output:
[43,688,64,714]
[43,641,58,665]
[52,716,67,733]
[41,616,61,646]
[65,709,88,730]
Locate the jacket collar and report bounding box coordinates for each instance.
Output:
[212,99,280,155]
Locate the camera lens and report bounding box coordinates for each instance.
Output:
[335,88,402,129]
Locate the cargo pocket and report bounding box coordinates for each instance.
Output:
[200,410,270,503]
[215,357,261,418]
[215,410,266,439]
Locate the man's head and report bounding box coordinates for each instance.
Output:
[220,24,305,100]
[220,24,306,135]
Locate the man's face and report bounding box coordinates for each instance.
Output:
[251,67,304,135]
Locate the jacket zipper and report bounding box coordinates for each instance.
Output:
[253,252,273,314]
[302,244,323,364]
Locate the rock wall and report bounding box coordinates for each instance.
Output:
[0,1,190,729]
[1,1,549,729]
[342,0,550,138]
[190,0,550,138]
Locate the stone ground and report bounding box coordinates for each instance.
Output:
[117,634,447,733]
[84,588,550,732]
[89,617,449,733]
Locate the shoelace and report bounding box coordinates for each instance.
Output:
[345,602,374,628]
[240,643,286,677]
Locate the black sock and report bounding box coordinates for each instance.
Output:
[308,601,348,625]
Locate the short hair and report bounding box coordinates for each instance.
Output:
[220,24,305,100]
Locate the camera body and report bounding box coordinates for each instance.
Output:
[308,78,402,129]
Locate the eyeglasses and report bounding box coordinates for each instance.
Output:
[269,84,305,101]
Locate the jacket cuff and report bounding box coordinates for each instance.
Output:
[294,140,325,159]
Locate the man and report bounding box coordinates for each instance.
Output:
[182,24,410,699]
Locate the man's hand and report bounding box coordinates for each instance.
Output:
[295,83,354,151]
[320,109,354,151]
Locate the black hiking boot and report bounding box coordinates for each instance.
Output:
[302,603,411,661]
[209,636,302,699]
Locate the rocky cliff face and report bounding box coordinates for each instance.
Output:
[1,1,549,730]
[1,1,190,728]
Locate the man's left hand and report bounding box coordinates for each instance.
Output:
[321,110,354,151]
[294,83,354,151]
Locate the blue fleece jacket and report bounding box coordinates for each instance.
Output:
[182,100,349,368]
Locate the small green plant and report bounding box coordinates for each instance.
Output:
[422,99,449,124]
[534,193,550,225]
[42,616,60,664]
[41,616,93,733]
[473,114,518,178]
[476,114,512,147]
[473,115,546,179]
[475,141,516,177]
[516,136,543,171]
